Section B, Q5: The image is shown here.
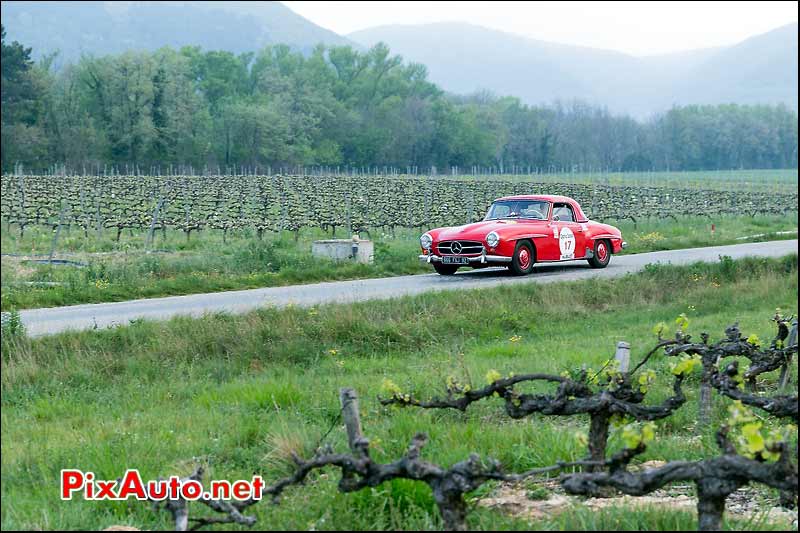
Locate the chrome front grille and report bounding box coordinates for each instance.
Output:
[436,240,484,255]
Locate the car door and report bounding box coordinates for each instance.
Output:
[552,203,586,260]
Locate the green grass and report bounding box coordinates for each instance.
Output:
[2,255,797,530]
[0,225,426,311]
[2,213,797,310]
[614,214,797,254]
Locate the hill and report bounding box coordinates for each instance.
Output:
[349,21,798,116]
[1,2,796,116]
[0,0,356,65]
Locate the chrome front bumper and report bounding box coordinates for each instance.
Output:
[419,254,512,264]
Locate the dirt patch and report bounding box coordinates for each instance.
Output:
[584,487,797,526]
[478,483,571,521]
[582,493,695,512]
[478,480,797,527]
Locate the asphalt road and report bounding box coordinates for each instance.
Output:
[9,240,798,337]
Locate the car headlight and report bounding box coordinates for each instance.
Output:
[420,233,433,250]
[486,231,500,248]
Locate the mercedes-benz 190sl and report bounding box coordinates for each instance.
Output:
[419,195,627,275]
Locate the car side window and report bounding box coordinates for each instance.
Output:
[553,203,575,222]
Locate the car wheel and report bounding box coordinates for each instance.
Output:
[588,239,611,268]
[509,241,535,276]
[433,263,459,275]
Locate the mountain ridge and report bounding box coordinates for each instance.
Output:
[349,21,798,117]
[1,1,795,116]
[0,0,357,66]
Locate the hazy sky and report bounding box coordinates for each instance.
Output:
[283,1,798,56]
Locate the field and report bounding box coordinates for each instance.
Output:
[2,173,798,240]
[1,170,798,311]
[2,255,798,530]
[2,170,798,530]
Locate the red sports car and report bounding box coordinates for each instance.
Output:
[419,195,626,275]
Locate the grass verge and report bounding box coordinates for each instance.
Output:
[2,213,797,310]
[1,255,797,530]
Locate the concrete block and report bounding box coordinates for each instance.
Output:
[312,239,374,264]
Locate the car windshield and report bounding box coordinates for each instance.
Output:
[484,200,549,221]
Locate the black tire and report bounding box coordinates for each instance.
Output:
[588,239,611,268]
[508,240,535,276]
[433,263,459,275]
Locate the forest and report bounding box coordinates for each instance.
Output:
[2,25,797,173]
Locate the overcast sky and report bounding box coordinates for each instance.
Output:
[283,1,798,56]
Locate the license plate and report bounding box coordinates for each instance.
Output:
[442,256,469,265]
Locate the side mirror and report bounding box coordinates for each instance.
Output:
[552,215,560,222]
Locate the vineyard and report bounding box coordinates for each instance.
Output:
[2,174,798,240]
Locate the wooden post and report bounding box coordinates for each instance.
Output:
[615,341,630,372]
[145,197,165,251]
[424,180,430,227]
[697,353,721,427]
[95,192,103,239]
[280,188,287,235]
[345,193,352,237]
[48,200,67,264]
[699,380,712,426]
[17,174,27,237]
[339,388,364,453]
[778,320,797,390]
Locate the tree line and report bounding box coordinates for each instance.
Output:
[2,25,797,173]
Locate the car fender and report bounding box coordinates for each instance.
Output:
[589,233,619,241]
[586,223,624,253]
[511,236,538,259]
